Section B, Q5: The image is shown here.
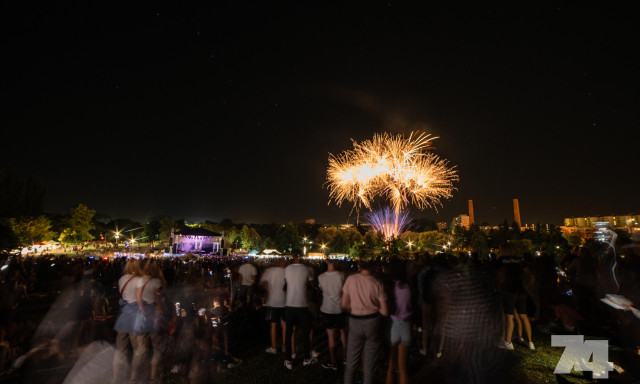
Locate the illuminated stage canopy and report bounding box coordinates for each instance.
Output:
[171,228,224,255]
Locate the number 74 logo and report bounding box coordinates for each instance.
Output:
[552,335,614,379]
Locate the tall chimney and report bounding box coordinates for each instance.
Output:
[468,200,475,226]
[513,198,521,228]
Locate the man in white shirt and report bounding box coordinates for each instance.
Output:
[283,254,316,369]
[260,259,287,354]
[317,260,346,371]
[238,260,257,305]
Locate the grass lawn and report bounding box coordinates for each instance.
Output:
[157,323,623,384]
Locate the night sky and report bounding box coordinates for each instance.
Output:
[3,2,639,226]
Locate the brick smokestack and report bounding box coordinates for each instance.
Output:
[513,198,521,228]
[468,200,475,226]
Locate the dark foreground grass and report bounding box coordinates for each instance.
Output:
[157,324,630,384]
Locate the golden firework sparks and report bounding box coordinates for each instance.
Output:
[326,131,458,215]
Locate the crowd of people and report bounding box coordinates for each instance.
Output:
[0,232,639,383]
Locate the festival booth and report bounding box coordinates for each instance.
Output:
[257,249,282,258]
[306,252,325,260]
[234,249,250,258]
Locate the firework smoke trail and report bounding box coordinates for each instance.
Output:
[365,208,412,241]
[326,131,458,216]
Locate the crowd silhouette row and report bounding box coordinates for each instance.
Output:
[0,236,639,383]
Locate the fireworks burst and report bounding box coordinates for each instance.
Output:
[365,208,412,241]
[326,131,458,216]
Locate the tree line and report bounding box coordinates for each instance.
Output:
[0,196,592,261]
[2,168,631,258]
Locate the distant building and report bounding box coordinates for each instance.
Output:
[454,214,470,229]
[437,222,448,231]
[564,214,640,229]
[561,226,598,240]
[305,218,316,225]
[340,223,354,230]
[562,214,640,239]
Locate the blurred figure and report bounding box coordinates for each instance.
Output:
[341,261,388,384]
[497,256,534,350]
[137,260,167,383]
[317,260,346,371]
[418,255,446,358]
[386,259,412,384]
[514,257,536,350]
[112,259,143,383]
[238,260,257,305]
[0,327,9,372]
[283,254,315,369]
[567,246,598,319]
[553,301,584,333]
[421,257,503,384]
[259,259,287,354]
[208,297,231,356]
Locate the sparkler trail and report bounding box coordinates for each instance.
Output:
[326,131,458,217]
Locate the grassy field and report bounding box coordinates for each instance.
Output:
[157,323,612,384]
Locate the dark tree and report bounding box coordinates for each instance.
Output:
[275,222,301,254]
[0,221,18,251]
[144,217,162,242]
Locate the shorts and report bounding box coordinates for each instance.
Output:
[515,291,528,315]
[501,292,517,315]
[265,306,285,323]
[322,312,346,330]
[390,318,411,346]
[239,285,254,300]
